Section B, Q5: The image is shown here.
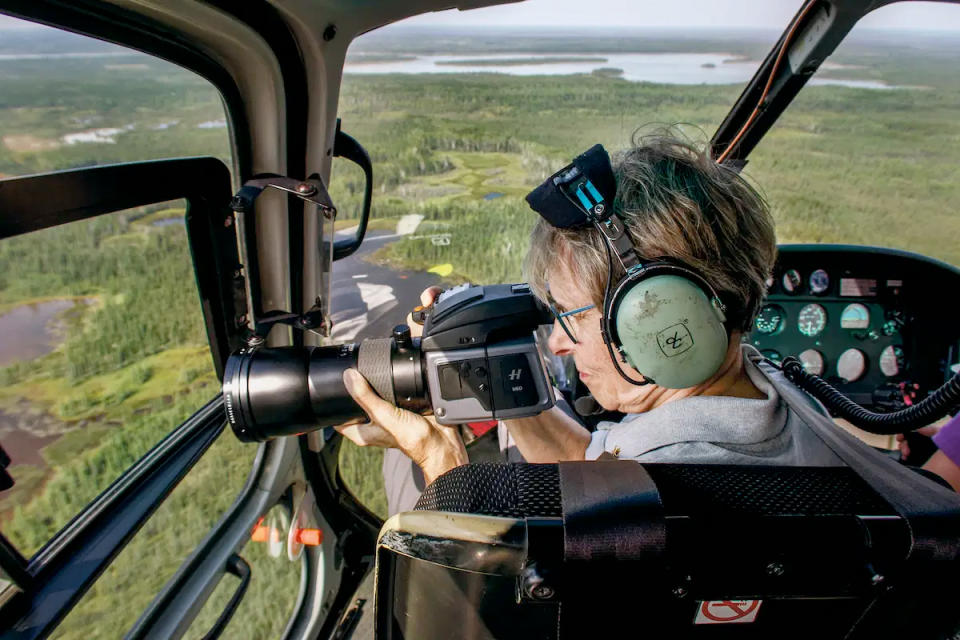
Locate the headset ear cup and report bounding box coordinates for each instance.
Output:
[611,273,729,389]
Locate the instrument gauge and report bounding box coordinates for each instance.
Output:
[798,349,825,376]
[879,345,905,377]
[797,304,827,337]
[809,269,830,295]
[782,269,802,295]
[754,304,786,335]
[840,303,870,330]
[837,348,868,382]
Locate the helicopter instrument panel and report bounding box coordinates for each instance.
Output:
[746,245,960,411]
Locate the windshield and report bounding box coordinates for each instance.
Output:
[331,0,790,516]
[745,2,960,267]
[330,1,960,516]
[332,4,789,298]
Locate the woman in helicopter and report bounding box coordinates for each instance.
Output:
[335,130,842,485]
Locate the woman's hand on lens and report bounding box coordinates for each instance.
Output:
[406,286,443,338]
[335,368,467,484]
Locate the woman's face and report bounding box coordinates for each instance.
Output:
[546,259,647,412]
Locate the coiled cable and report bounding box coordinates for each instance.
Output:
[781,356,960,435]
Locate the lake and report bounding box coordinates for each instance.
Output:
[0,299,89,470]
[344,52,901,89]
[0,298,81,367]
[0,50,900,89]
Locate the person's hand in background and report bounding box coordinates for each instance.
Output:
[896,425,940,465]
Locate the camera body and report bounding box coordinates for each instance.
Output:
[223,283,555,441]
[421,283,554,424]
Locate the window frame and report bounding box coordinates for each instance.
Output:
[0,156,242,637]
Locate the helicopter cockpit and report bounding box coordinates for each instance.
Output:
[1,1,959,639]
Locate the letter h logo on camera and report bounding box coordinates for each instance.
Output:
[657,323,694,357]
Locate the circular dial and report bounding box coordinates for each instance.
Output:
[754,304,786,335]
[797,303,827,337]
[837,348,868,382]
[879,345,905,377]
[809,269,830,295]
[798,349,825,376]
[760,349,783,366]
[840,303,870,330]
[782,269,802,294]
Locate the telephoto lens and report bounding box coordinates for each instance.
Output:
[223,325,426,442]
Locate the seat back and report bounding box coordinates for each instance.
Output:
[374,460,960,639]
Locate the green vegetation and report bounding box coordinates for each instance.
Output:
[0,54,229,178]
[332,70,960,286]
[52,425,300,640]
[592,67,624,77]
[0,206,301,638]
[339,442,388,518]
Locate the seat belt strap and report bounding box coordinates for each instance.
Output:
[756,357,960,563]
[557,460,665,564]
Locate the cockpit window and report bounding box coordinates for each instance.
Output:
[0,16,231,555]
[0,17,299,639]
[745,1,960,267]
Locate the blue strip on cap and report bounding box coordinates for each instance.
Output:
[574,186,593,210]
[584,179,604,203]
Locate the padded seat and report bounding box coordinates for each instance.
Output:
[373,460,960,640]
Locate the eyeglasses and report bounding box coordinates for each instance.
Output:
[547,297,596,344]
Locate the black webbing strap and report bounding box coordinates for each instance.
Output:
[758,360,960,563]
[556,460,665,639]
[557,460,665,564]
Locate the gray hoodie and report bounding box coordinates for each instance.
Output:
[583,346,843,466]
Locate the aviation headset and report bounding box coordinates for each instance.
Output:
[526,144,729,389]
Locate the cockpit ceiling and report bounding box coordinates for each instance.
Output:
[271,0,524,38]
[269,0,917,39]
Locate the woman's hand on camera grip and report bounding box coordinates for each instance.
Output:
[336,368,467,484]
[406,286,442,338]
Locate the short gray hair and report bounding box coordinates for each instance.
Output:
[524,130,776,333]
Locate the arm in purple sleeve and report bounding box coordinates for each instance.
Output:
[932,414,960,467]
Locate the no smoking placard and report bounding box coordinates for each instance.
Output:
[694,600,762,625]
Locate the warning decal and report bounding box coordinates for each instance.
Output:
[694,600,761,625]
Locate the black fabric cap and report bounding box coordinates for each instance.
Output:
[525,143,616,229]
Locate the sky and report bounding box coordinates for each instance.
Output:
[1,1,960,31]
[406,0,960,30]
